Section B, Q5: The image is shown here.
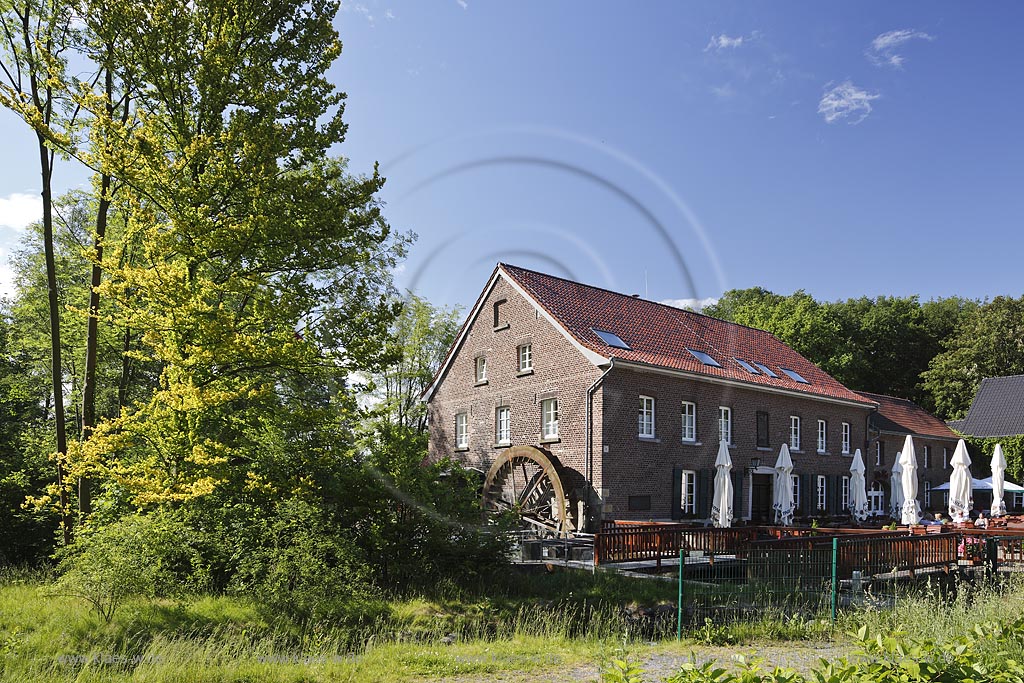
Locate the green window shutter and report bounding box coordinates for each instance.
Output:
[829,475,840,515]
[801,474,812,516]
[731,470,744,520]
[697,469,711,519]
[671,466,683,520]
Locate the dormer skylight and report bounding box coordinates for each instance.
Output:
[686,348,722,367]
[780,367,810,384]
[592,328,631,350]
[735,358,760,374]
[753,362,779,378]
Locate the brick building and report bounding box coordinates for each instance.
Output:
[424,263,882,531]
[857,392,961,515]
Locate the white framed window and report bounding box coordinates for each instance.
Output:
[792,474,800,509]
[842,475,850,510]
[541,398,559,439]
[923,445,931,468]
[924,480,932,508]
[1014,492,1024,510]
[518,344,533,372]
[817,420,827,453]
[875,441,882,467]
[943,447,948,470]
[842,423,851,454]
[495,406,510,445]
[681,401,697,442]
[455,413,468,448]
[869,482,884,514]
[639,395,655,438]
[475,356,487,383]
[790,416,801,450]
[719,406,732,445]
[681,470,696,515]
[817,475,826,511]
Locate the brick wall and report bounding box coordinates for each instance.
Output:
[427,274,604,527]
[598,367,875,521]
[869,434,961,514]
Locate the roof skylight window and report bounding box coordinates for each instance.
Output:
[735,358,760,374]
[780,368,810,384]
[592,328,631,350]
[686,348,722,367]
[753,362,779,378]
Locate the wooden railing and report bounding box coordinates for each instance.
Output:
[593,524,759,567]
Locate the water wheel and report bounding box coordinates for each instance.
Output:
[482,445,571,536]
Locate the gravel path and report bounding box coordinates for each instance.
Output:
[441,640,854,682]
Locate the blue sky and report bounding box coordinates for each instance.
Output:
[2,1,1022,311]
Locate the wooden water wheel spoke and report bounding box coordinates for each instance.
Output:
[482,445,571,536]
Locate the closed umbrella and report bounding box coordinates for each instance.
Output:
[889,453,904,519]
[710,440,733,528]
[773,443,795,526]
[900,435,920,525]
[948,439,973,521]
[849,449,869,522]
[991,443,1007,517]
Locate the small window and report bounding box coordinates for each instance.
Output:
[842,475,850,510]
[681,401,697,442]
[495,406,510,445]
[924,480,932,508]
[518,344,533,372]
[719,406,732,445]
[780,367,810,384]
[592,328,631,350]
[686,348,722,367]
[923,445,931,469]
[455,413,468,448]
[639,395,655,438]
[541,398,559,439]
[493,299,507,328]
[681,470,696,515]
[790,416,801,450]
[756,411,770,448]
[735,358,760,374]
[753,362,779,378]
[475,356,487,383]
[1014,492,1023,510]
[817,419,827,454]
[942,447,948,470]
[817,475,826,512]
[792,474,801,509]
[628,495,652,511]
[842,423,851,454]
[876,440,884,467]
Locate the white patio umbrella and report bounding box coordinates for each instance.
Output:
[991,443,1008,517]
[849,449,869,522]
[900,435,921,525]
[889,453,904,519]
[710,440,734,528]
[948,439,973,521]
[772,443,795,526]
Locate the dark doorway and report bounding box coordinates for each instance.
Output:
[751,473,772,523]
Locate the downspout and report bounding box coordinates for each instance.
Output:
[585,358,616,532]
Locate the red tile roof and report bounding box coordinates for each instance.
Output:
[501,263,874,406]
[857,391,959,440]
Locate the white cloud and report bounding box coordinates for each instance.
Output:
[710,83,737,99]
[0,192,42,231]
[867,29,935,68]
[704,33,746,52]
[340,1,375,26]
[818,81,880,124]
[385,8,395,20]
[661,297,719,313]
[456,0,467,8]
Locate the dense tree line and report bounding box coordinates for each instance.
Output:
[704,289,1024,420]
[0,0,504,618]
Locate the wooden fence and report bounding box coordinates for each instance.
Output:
[593,524,759,567]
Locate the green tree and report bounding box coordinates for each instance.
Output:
[923,296,1024,420]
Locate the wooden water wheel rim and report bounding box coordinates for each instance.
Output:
[482,445,570,535]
